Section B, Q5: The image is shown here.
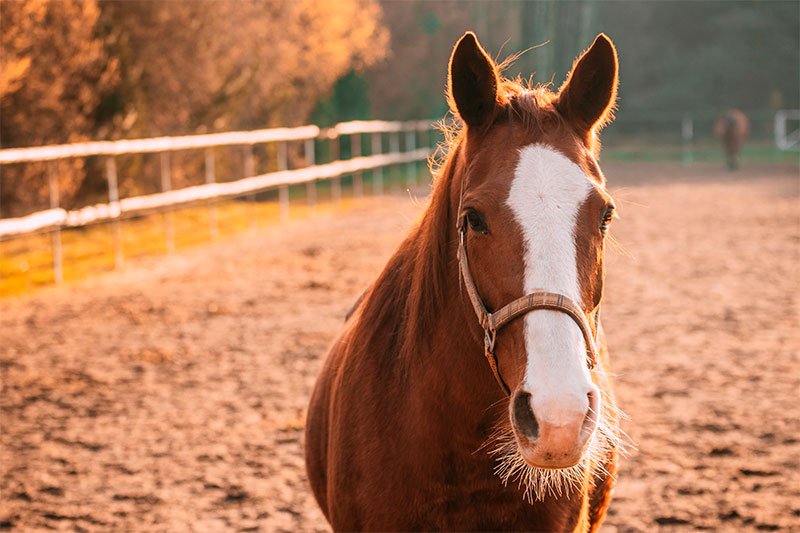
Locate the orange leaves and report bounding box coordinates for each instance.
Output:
[0,0,388,216]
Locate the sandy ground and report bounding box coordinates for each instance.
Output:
[1,162,798,532]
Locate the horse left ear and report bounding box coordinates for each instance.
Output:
[556,34,619,138]
[448,32,500,128]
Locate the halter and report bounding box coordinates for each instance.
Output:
[457,223,599,396]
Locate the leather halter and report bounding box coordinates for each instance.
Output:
[457,224,599,396]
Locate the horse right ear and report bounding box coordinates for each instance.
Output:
[555,34,619,138]
[448,32,499,128]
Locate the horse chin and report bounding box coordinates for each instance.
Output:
[513,434,585,470]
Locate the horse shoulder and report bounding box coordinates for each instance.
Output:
[305,327,355,521]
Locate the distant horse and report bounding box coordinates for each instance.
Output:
[306,32,623,531]
[714,109,749,170]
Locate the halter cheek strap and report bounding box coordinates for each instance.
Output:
[457,226,599,396]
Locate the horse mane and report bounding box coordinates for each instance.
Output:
[354,77,567,366]
[353,135,460,365]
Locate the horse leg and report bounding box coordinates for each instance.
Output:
[730,150,740,171]
[725,150,736,171]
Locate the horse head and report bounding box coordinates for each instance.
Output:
[446,32,619,486]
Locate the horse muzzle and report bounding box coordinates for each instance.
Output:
[509,387,600,469]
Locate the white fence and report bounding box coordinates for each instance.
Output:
[0,119,435,283]
[775,109,800,151]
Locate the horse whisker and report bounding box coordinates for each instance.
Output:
[481,390,627,503]
[606,232,635,259]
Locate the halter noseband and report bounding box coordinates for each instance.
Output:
[457,224,599,396]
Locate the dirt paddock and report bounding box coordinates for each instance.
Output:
[1,162,798,532]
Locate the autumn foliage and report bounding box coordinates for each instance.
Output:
[0,0,387,215]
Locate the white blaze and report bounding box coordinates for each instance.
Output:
[506,144,595,425]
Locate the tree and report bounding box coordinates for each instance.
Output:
[0,0,388,214]
[1,0,118,214]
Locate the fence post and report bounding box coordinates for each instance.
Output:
[775,110,786,150]
[682,115,694,167]
[331,132,341,203]
[243,145,256,229]
[160,152,175,253]
[205,148,218,239]
[278,141,289,221]
[405,127,416,187]
[389,131,400,191]
[48,162,63,283]
[371,133,383,195]
[305,137,316,208]
[352,134,363,198]
[106,157,123,269]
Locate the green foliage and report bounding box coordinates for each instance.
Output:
[310,70,372,127]
[600,0,800,118]
[421,11,442,35]
[364,0,798,129]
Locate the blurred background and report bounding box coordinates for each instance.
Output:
[1,1,798,532]
[2,0,798,293]
[2,0,798,218]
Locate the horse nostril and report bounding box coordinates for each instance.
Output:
[512,391,540,441]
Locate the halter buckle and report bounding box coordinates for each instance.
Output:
[483,328,497,355]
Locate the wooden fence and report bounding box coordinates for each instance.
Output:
[0,119,435,283]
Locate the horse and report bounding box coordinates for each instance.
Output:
[714,108,750,171]
[305,31,623,532]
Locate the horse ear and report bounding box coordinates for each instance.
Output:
[448,32,499,128]
[556,34,619,137]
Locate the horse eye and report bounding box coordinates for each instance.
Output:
[600,206,615,234]
[466,209,489,235]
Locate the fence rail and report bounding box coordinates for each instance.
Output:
[0,120,432,164]
[0,119,436,284]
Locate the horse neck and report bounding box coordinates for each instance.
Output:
[356,139,505,434]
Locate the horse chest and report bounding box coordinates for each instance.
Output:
[424,489,580,532]
[395,452,585,531]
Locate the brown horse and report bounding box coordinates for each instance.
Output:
[714,108,750,170]
[306,32,623,531]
